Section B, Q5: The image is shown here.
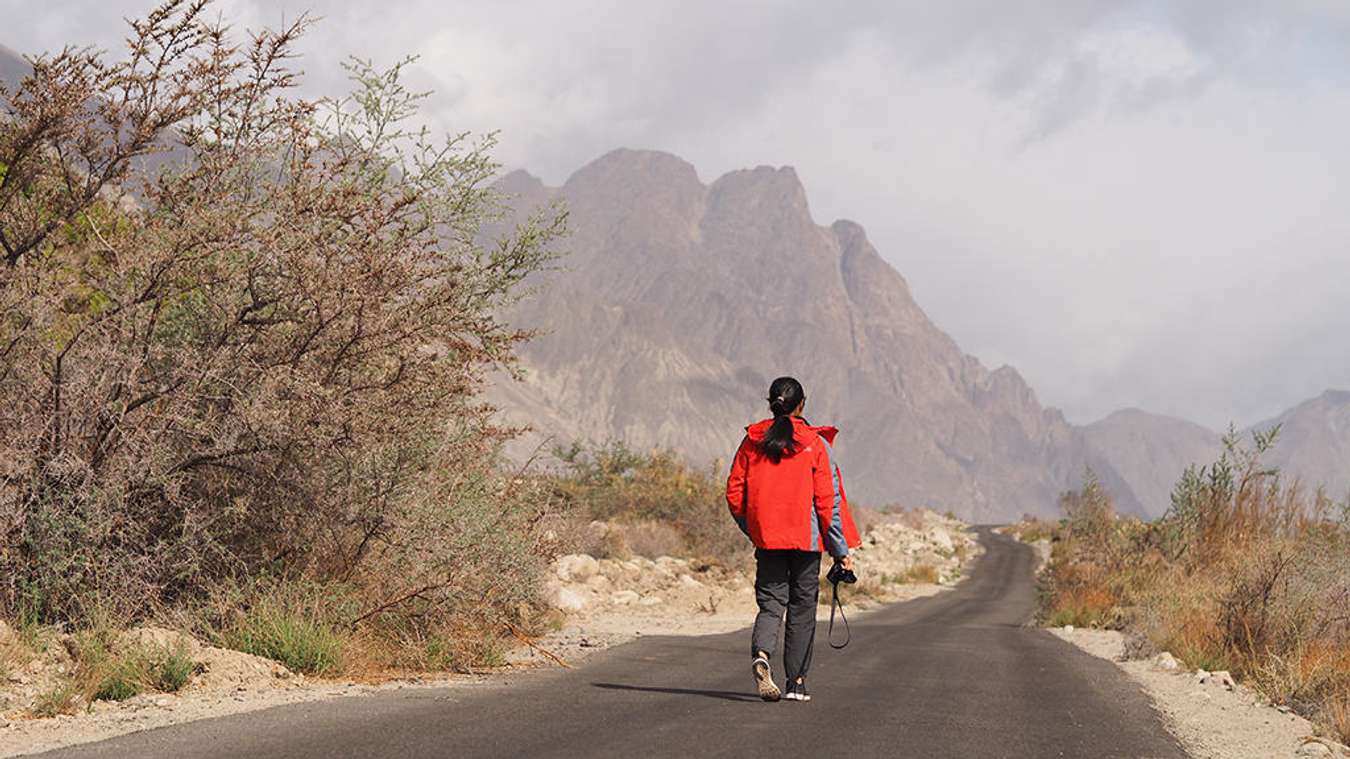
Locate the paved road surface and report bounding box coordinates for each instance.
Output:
[40,529,1186,759]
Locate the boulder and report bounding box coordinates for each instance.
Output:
[554,554,599,583]
[549,586,589,612]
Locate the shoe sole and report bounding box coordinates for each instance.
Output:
[783,692,811,702]
[753,660,780,702]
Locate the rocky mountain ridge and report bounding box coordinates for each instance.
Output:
[490,149,1350,521]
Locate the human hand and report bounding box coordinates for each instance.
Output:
[838,555,854,572]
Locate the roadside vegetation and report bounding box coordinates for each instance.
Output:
[0,0,569,711]
[550,442,751,563]
[1028,429,1350,744]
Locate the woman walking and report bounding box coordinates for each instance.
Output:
[726,376,861,702]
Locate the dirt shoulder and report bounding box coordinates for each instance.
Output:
[1,511,977,757]
[1051,627,1350,759]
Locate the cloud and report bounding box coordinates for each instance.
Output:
[5,0,1349,428]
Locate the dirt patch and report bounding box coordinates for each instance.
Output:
[1051,627,1350,759]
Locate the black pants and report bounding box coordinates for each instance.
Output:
[751,548,821,683]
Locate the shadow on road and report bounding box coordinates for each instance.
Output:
[591,682,760,702]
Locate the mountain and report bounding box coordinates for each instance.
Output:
[1,43,28,85]
[1249,390,1350,501]
[1081,409,1223,516]
[488,149,1141,522]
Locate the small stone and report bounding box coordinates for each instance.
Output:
[1152,652,1180,671]
[1194,669,1210,683]
[638,597,663,607]
[1063,625,1074,633]
[610,590,640,606]
[1276,704,1292,714]
[678,574,703,590]
[1209,670,1235,690]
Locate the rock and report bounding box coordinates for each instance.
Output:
[585,574,611,589]
[1121,632,1158,661]
[638,597,663,607]
[1277,704,1292,714]
[1063,625,1075,633]
[678,574,703,590]
[554,554,599,583]
[927,528,954,553]
[549,586,589,612]
[1152,652,1181,671]
[1296,740,1334,758]
[1209,670,1235,690]
[1194,669,1210,683]
[610,590,640,606]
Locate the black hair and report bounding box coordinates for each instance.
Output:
[761,376,805,463]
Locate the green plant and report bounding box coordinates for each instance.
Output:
[148,644,196,693]
[93,658,145,702]
[31,679,79,717]
[228,607,343,675]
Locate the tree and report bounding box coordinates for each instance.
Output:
[0,0,565,627]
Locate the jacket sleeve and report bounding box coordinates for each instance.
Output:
[726,437,751,536]
[815,440,853,557]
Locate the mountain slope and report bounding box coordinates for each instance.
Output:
[490,149,1138,521]
[1082,409,1223,516]
[1248,390,1350,501]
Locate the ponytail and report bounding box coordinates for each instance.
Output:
[761,376,805,463]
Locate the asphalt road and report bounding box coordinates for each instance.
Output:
[40,529,1186,759]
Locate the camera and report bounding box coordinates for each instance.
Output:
[827,560,857,585]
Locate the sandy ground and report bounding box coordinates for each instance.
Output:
[1,511,977,757]
[1051,627,1350,759]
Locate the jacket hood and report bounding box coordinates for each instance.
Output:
[745,417,840,446]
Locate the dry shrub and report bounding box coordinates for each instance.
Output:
[608,521,688,559]
[904,563,940,585]
[0,0,565,671]
[1039,429,1350,741]
[1321,689,1350,746]
[551,443,749,563]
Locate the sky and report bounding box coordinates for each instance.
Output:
[5,0,1349,430]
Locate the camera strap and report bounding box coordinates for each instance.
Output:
[827,577,850,649]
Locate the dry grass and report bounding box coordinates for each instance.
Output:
[551,443,750,564]
[1037,431,1350,744]
[904,563,941,584]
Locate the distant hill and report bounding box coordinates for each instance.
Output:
[1,43,28,85]
[1248,390,1350,502]
[1081,409,1223,516]
[487,149,1141,521]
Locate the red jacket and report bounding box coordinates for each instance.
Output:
[725,417,862,556]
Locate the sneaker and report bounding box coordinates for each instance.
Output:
[783,680,811,702]
[752,656,781,702]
